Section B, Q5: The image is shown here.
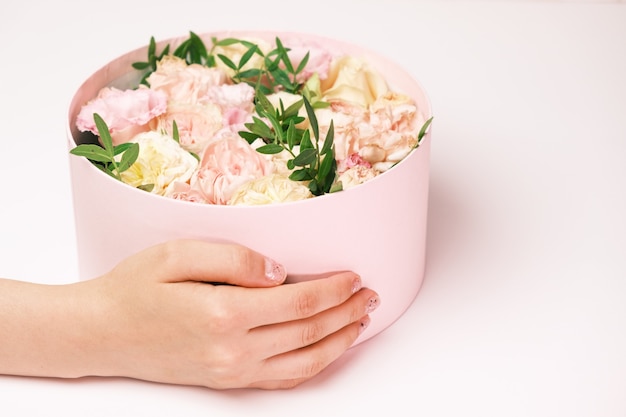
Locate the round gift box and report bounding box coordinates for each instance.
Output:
[66,30,433,345]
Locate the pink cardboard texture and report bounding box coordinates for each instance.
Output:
[66,30,433,344]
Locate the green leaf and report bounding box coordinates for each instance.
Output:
[256,143,285,154]
[189,31,208,62]
[275,37,294,73]
[218,54,237,70]
[137,184,155,192]
[292,148,317,166]
[417,116,433,142]
[295,52,310,74]
[238,130,259,143]
[300,129,313,150]
[172,120,180,143]
[116,143,139,173]
[320,120,334,155]
[248,117,274,138]
[238,44,259,70]
[283,99,303,119]
[308,179,320,195]
[69,144,110,163]
[148,36,156,57]
[286,120,296,150]
[318,150,336,191]
[303,96,319,140]
[329,182,343,193]
[132,62,150,70]
[238,68,262,79]
[289,168,313,181]
[271,68,293,91]
[112,142,134,155]
[214,37,242,46]
[255,92,275,116]
[93,113,114,154]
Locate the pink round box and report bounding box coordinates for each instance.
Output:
[66,30,433,345]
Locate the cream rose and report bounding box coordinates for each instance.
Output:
[229,173,313,206]
[119,131,199,196]
[190,133,273,205]
[320,55,389,108]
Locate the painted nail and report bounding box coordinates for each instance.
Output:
[358,316,371,335]
[351,275,362,294]
[365,296,380,314]
[265,257,286,283]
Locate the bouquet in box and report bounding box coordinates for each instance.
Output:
[72,31,432,206]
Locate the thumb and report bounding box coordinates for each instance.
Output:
[146,239,287,287]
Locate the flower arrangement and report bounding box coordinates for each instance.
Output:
[71,31,432,206]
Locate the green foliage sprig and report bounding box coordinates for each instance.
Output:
[241,94,336,196]
[70,113,139,180]
[132,32,322,101]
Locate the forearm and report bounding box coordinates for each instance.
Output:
[0,278,104,379]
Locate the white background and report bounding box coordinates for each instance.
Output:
[0,1,625,416]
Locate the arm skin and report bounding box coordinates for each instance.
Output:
[0,239,379,390]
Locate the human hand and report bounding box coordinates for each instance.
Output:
[74,239,379,389]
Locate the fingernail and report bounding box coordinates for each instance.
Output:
[351,275,362,294]
[365,296,380,314]
[265,257,286,283]
[358,316,371,335]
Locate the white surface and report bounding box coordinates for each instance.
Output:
[1,1,625,416]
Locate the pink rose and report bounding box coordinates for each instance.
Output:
[154,101,223,154]
[205,83,255,110]
[164,182,208,204]
[315,95,422,171]
[280,37,334,83]
[314,101,367,161]
[147,56,227,104]
[205,83,256,134]
[75,86,167,145]
[190,133,273,205]
[337,153,372,174]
